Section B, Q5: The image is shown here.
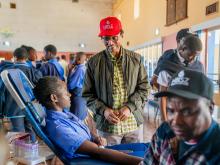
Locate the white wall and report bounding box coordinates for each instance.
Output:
[0,0,113,52]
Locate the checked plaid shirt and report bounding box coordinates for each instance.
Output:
[101,50,138,135]
[141,121,220,165]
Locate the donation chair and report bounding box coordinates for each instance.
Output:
[1,69,148,165]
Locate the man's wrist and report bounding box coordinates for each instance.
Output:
[124,103,135,112]
[122,105,131,112]
[99,106,107,115]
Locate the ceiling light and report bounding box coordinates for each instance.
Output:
[3,41,10,46]
[79,43,86,48]
[155,28,160,36]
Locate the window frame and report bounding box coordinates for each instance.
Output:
[166,0,188,26]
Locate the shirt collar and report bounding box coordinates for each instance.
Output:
[181,120,216,145]
[177,50,185,64]
[15,62,31,67]
[196,119,217,144]
[107,47,123,62]
[178,120,217,160]
[76,63,86,68]
[46,108,76,120]
[48,58,58,63]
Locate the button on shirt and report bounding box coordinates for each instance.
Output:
[45,109,92,158]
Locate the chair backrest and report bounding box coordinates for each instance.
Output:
[0,61,14,117]
[1,69,121,165]
[0,69,69,164]
[0,60,14,73]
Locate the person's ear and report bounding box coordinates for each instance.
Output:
[50,94,58,103]
[120,33,124,38]
[209,100,215,114]
[47,51,53,57]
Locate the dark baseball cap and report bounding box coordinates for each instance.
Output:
[155,70,214,100]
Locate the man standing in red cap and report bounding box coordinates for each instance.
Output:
[83,16,150,145]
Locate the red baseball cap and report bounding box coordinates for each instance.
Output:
[98,16,122,37]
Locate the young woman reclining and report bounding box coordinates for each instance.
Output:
[33,76,143,165]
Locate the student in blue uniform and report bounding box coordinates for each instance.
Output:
[13,47,42,84]
[0,47,42,139]
[34,76,147,164]
[39,44,65,81]
[27,46,37,68]
[67,52,87,120]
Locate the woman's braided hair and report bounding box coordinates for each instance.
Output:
[33,76,61,109]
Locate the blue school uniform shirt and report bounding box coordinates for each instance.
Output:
[45,109,92,158]
[67,64,86,94]
[40,59,65,81]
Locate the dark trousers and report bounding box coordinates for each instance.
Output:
[70,95,88,120]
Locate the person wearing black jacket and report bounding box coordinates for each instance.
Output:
[155,34,203,121]
[151,28,204,89]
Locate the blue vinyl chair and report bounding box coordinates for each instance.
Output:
[0,61,26,131]
[1,69,148,165]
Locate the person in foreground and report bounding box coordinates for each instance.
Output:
[67,52,87,120]
[83,16,149,145]
[33,76,143,165]
[141,70,220,165]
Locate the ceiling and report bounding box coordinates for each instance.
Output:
[0,0,114,52]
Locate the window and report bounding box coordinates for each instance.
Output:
[198,29,220,91]
[207,29,220,90]
[10,3,16,9]
[135,43,162,79]
[166,0,187,26]
[134,0,140,19]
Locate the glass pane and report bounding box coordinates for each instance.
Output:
[207,29,220,91]
[133,43,162,80]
